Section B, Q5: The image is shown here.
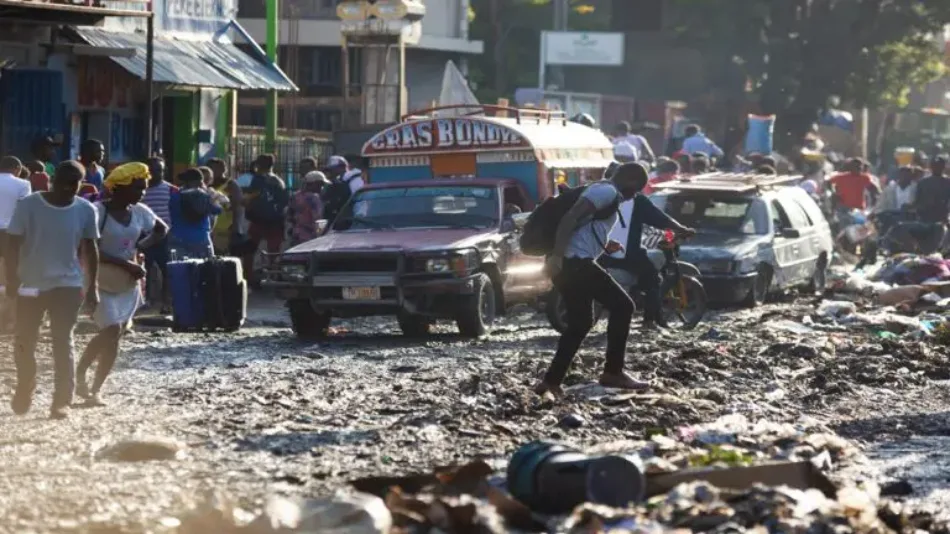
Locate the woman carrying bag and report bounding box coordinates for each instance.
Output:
[77,163,168,405]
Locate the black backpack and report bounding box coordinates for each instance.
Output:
[248,175,289,225]
[519,184,623,257]
[324,171,361,221]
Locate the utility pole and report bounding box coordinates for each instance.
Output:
[265,0,278,153]
[548,0,568,90]
[144,0,154,157]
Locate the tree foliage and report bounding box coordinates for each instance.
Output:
[668,0,950,146]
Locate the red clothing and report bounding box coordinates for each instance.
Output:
[28,172,50,192]
[644,172,678,195]
[829,172,875,210]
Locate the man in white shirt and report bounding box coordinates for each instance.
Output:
[0,156,32,265]
[612,122,655,163]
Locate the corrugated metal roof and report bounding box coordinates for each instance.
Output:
[70,27,295,92]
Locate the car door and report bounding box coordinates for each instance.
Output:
[500,185,550,301]
[769,198,803,286]
[775,195,816,284]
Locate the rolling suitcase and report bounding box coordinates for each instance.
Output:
[200,256,247,332]
[168,259,205,332]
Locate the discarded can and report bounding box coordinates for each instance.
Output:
[507,441,645,514]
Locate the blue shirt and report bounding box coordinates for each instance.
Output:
[85,164,104,190]
[169,188,222,245]
[681,134,724,158]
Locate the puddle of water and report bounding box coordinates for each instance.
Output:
[858,436,950,519]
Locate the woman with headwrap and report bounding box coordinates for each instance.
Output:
[76,162,168,406]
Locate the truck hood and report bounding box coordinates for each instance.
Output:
[286,228,494,254]
[676,232,769,262]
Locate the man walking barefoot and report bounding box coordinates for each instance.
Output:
[536,162,653,397]
[5,161,100,419]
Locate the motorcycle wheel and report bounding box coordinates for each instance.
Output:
[661,276,707,330]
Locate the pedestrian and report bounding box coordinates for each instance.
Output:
[169,168,221,259]
[674,151,692,175]
[208,158,245,256]
[681,124,724,160]
[612,121,655,163]
[141,156,176,313]
[76,163,167,406]
[25,160,50,192]
[875,165,917,213]
[31,135,59,176]
[0,157,31,306]
[288,170,329,246]
[535,162,657,398]
[244,154,288,279]
[79,139,106,190]
[643,158,679,195]
[828,158,879,212]
[691,154,710,174]
[299,156,318,181]
[4,160,100,419]
[322,155,364,223]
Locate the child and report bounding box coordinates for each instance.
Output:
[5,160,100,419]
[25,160,50,192]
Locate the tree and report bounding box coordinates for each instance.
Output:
[667,0,950,150]
[467,0,609,102]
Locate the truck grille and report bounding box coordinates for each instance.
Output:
[315,257,399,273]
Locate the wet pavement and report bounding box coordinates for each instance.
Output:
[1,291,950,532]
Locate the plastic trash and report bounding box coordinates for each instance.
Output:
[246,493,392,534]
[817,301,857,319]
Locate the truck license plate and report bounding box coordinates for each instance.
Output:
[342,286,381,300]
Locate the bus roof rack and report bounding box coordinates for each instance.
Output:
[400,104,568,125]
[653,172,804,194]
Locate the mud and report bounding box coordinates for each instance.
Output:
[1,293,950,532]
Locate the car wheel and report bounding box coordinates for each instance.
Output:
[744,264,772,308]
[807,254,828,294]
[288,299,331,341]
[398,313,433,337]
[456,273,496,338]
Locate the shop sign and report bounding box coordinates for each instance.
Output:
[364,119,528,155]
[159,0,235,36]
[543,31,624,66]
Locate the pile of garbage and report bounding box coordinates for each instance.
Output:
[170,414,948,533]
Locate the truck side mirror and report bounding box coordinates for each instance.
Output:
[512,212,530,231]
[316,219,329,235]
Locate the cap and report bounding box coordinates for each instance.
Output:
[324,155,348,170]
[302,170,330,185]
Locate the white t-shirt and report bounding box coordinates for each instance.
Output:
[607,199,636,259]
[565,182,620,260]
[0,173,31,230]
[343,169,364,194]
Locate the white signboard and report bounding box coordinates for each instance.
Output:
[543,31,624,66]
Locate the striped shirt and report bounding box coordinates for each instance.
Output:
[143,181,175,225]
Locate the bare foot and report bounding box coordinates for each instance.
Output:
[533,381,565,399]
[599,372,650,391]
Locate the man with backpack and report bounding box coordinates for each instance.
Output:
[244,154,289,283]
[322,155,364,223]
[527,163,660,397]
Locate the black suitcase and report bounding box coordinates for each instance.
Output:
[200,256,247,331]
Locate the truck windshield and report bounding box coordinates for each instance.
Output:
[663,195,758,234]
[334,186,499,230]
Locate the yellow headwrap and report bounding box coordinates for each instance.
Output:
[104,162,151,191]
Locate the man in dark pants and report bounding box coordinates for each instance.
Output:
[537,163,657,397]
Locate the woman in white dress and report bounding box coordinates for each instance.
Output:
[77,162,168,405]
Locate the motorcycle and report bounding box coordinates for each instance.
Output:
[546,230,707,332]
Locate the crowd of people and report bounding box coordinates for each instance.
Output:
[0,141,359,419]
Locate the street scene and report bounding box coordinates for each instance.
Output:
[3,0,950,532]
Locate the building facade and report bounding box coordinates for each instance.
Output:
[236,0,483,132]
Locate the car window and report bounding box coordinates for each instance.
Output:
[777,197,811,229]
[337,186,499,230]
[663,195,758,234]
[771,200,792,232]
[790,189,826,226]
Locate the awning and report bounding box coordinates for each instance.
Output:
[68,26,296,92]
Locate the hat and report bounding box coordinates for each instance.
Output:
[324,155,348,170]
[302,170,329,185]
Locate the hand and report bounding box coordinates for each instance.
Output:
[128,263,147,280]
[545,255,564,278]
[605,240,625,254]
[677,227,697,238]
[84,285,100,315]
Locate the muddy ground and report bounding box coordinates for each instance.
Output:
[1,293,949,533]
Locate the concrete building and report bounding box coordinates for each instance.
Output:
[236,0,483,131]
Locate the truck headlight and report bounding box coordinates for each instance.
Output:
[280,263,308,281]
[426,258,451,273]
[735,254,758,274]
[700,259,734,274]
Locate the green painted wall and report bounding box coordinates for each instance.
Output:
[172,92,198,178]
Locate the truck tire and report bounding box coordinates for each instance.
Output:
[546,289,604,334]
[288,299,331,341]
[456,273,496,338]
[744,264,772,308]
[398,313,433,337]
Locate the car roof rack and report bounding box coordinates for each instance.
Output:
[653,172,803,194]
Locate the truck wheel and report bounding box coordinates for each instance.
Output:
[288,299,331,341]
[398,313,433,337]
[744,264,772,308]
[807,254,828,294]
[456,273,496,338]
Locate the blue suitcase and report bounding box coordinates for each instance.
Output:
[168,259,205,332]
